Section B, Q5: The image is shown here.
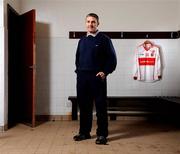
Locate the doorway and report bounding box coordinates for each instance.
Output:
[7,4,36,128]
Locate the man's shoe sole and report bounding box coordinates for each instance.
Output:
[73,134,91,141]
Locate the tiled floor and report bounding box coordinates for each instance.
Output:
[0,120,180,154]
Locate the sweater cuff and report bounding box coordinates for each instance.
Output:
[103,70,109,76]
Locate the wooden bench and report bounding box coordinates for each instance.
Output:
[68,96,180,120]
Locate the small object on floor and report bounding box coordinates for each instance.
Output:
[95,136,107,145]
[73,133,91,141]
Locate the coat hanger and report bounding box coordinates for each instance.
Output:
[143,40,153,45]
[143,40,153,50]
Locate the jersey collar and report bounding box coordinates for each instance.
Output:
[87,30,99,37]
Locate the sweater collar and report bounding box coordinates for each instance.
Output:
[87,30,99,37]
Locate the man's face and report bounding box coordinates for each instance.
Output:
[85,16,99,33]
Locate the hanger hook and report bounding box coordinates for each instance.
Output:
[121,32,123,38]
[171,32,173,38]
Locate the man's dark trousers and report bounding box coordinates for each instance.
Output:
[77,71,108,137]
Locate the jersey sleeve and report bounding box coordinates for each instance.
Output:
[133,47,139,80]
[154,47,161,79]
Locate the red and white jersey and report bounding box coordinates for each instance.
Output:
[133,43,161,82]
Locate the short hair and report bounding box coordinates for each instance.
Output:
[86,13,99,23]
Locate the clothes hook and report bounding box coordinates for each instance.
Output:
[121,32,123,38]
[146,34,149,38]
[171,32,173,38]
[177,31,180,38]
[73,32,75,38]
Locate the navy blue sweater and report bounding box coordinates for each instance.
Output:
[75,32,117,75]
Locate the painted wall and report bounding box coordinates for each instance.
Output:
[0,0,5,127]
[2,0,180,117]
[20,0,179,37]
[179,0,180,29]
[19,0,180,116]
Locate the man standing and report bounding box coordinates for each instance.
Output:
[74,13,117,145]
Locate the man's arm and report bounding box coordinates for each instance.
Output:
[75,40,80,73]
[103,38,117,76]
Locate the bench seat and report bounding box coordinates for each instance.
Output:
[68,96,180,120]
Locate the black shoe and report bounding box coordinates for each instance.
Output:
[73,133,91,141]
[95,136,107,145]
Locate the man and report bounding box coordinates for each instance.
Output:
[73,13,117,145]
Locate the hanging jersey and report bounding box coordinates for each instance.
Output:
[133,44,161,82]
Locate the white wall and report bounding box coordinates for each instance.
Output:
[0,0,5,127]
[9,0,180,115]
[21,0,179,37]
[178,0,180,29]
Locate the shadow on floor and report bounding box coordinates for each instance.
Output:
[108,118,180,142]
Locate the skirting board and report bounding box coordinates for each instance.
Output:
[0,124,8,132]
[36,114,147,121]
[36,115,72,121]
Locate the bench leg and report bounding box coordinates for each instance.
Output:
[72,101,78,120]
[109,114,117,120]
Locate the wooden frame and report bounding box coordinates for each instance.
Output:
[69,31,180,39]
